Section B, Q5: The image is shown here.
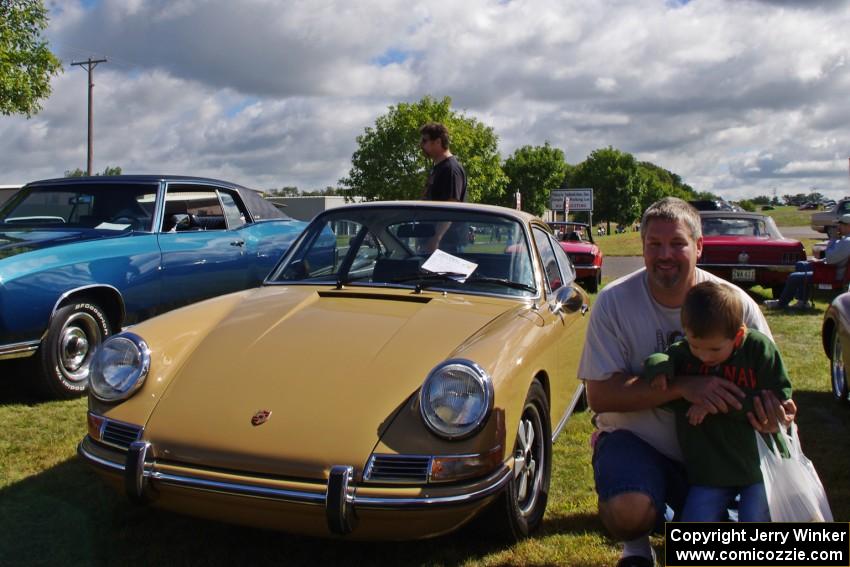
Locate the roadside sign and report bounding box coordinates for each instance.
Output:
[550,188,593,211]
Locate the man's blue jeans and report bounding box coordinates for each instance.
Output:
[778,261,812,305]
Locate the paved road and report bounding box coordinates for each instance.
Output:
[603,225,823,283]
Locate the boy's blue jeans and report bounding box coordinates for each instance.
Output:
[681,483,770,522]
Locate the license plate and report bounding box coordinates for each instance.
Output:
[731,268,755,282]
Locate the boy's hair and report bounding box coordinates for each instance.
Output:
[681,281,743,339]
[419,122,450,149]
[640,197,702,242]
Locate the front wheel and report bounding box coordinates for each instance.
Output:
[35,300,111,399]
[481,380,552,541]
[831,329,849,404]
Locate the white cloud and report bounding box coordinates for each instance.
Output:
[2,0,849,200]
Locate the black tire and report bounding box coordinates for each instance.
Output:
[481,380,552,541]
[34,300,111,399]
[830,328,849,404]
[584,270,601,293]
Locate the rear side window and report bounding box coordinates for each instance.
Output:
[532,227,563,291]
[219,191,248,229]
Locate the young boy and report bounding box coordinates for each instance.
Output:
[643,280,792,522]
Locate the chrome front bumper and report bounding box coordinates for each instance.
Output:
[78,436,513,536]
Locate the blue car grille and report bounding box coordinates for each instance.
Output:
[102,420,143,450]
[364,455,431,483]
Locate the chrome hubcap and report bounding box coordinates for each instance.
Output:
[58,312,100,382]
[513,405,543,515]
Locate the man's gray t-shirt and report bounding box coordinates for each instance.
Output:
[577,267,771,462]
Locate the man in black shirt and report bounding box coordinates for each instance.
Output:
[420,122,467,202]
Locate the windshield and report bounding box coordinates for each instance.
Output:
[701,216,780,238]
[0,183,159,231]
[269,206,537,297]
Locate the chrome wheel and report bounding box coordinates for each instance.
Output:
[514,405,544,516]
[58,311,100,382]
[36,300,111,398]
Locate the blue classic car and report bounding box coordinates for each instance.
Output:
[0,175,306,398]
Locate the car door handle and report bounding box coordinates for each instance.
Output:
[230,240,245,247]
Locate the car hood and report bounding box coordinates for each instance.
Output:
[143,286,518,479]
[0,227,123,260]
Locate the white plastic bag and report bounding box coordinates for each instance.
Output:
[756,423,833,522]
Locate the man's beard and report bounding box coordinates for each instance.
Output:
[649,262,683,289]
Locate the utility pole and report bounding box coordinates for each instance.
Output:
[71,57,107,176]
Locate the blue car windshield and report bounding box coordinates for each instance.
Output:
[269,206,537,298]
[0,183,159,231]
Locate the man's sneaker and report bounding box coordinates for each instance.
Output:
[763,299,785,309]
[790,300,811,310]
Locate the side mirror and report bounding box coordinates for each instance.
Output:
[551,285,586,315]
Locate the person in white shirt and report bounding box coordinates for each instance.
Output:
[578,197,797,567]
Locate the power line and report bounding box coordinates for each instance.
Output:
[71,57,107,176]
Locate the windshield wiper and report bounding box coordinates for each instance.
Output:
[335,274,374,288]
[388,271,467,292]
[465,275,537,293]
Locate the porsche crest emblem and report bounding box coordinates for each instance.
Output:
[251,410,272,426]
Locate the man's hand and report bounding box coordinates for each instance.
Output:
[686,404,709,425]
[747,390,796,432]
[674,375,745,414]
[650,374,668,391]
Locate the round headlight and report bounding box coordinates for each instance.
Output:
[419,360,493,440]
[89,333,150,402]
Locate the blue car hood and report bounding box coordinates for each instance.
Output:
[0,227,126,260]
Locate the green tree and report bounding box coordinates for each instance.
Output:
[738,199,756,212]
[570,147,645,226]
[0,0,62,117]
[340,96,507,203]
[269,186,299,196]
[636,161,694,213]
[64,166,122,177]
[502,143,567,216]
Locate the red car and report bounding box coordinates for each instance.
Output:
[697,211,806,298]
[548,221,603,292]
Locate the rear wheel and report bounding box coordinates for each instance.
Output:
[831,329,849,404]
[481,380,551,541]
[34,300,111,399]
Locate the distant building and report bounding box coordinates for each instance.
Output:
[265,195,365,222]
[0,185,23,207]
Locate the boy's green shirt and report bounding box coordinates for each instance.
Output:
[643,329,792,486]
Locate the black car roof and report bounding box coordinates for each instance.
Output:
[22,175,289,221]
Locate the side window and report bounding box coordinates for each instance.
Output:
[219,191,248,229]
[549,234,576,286]
[532,227,563,292]
[163,185,227,231]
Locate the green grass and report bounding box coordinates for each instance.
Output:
[1,285,847,566]
[760,205,818,228]
[595,231,643,256]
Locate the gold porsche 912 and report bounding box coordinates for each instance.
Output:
[79,201,589,541]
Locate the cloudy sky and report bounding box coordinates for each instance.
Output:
[3,0,850,201]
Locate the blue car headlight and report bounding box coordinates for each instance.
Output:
[419,359,494,440]
[89,333,151,402]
